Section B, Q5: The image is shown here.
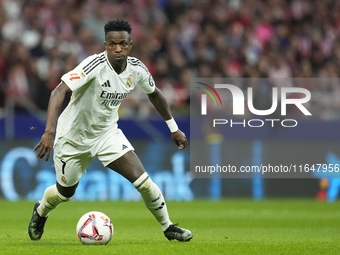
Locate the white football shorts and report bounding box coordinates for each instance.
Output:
[53,128,134,187]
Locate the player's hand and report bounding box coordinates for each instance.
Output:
[33,132,55,161]
[171,129,188,149]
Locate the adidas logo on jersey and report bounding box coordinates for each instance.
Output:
[101,80,111,87]
[122,144,128,150]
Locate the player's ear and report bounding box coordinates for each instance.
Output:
[104,41,107,47]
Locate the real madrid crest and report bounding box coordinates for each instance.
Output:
[126,77,132,88]
[61,176,67,184]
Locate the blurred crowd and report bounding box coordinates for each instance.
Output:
[1,0,340,119]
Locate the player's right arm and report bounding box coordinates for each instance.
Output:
[33,81,71,161]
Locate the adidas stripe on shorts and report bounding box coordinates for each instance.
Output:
[53,128,134,187]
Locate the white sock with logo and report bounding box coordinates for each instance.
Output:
[133,172,172,231]
[37,184,70,218]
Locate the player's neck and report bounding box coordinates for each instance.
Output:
[112,61,127,74]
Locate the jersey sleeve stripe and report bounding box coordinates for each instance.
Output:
[83,55,103,69]
[83,55,105,72]
[127,58,150,74]
[129,58,148,70]
[84,56,105,73]
[84,60,106,75]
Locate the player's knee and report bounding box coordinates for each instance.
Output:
[56,181,78,199]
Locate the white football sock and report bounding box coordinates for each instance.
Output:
[133,172,172,231]
[37,184,70,218]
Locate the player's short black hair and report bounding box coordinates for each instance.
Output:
[104,18,132,35]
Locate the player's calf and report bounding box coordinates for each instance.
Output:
[134,173,175,231]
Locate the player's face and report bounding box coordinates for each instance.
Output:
[104,31,133,70]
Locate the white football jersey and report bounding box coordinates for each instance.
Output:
[56,51,155,145]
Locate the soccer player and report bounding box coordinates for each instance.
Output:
[28,18,192,242]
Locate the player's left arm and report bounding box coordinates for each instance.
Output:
[147,87,188,149]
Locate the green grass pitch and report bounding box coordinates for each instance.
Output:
[1,199,339,254]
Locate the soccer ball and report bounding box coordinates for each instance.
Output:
[76,211,114,245]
